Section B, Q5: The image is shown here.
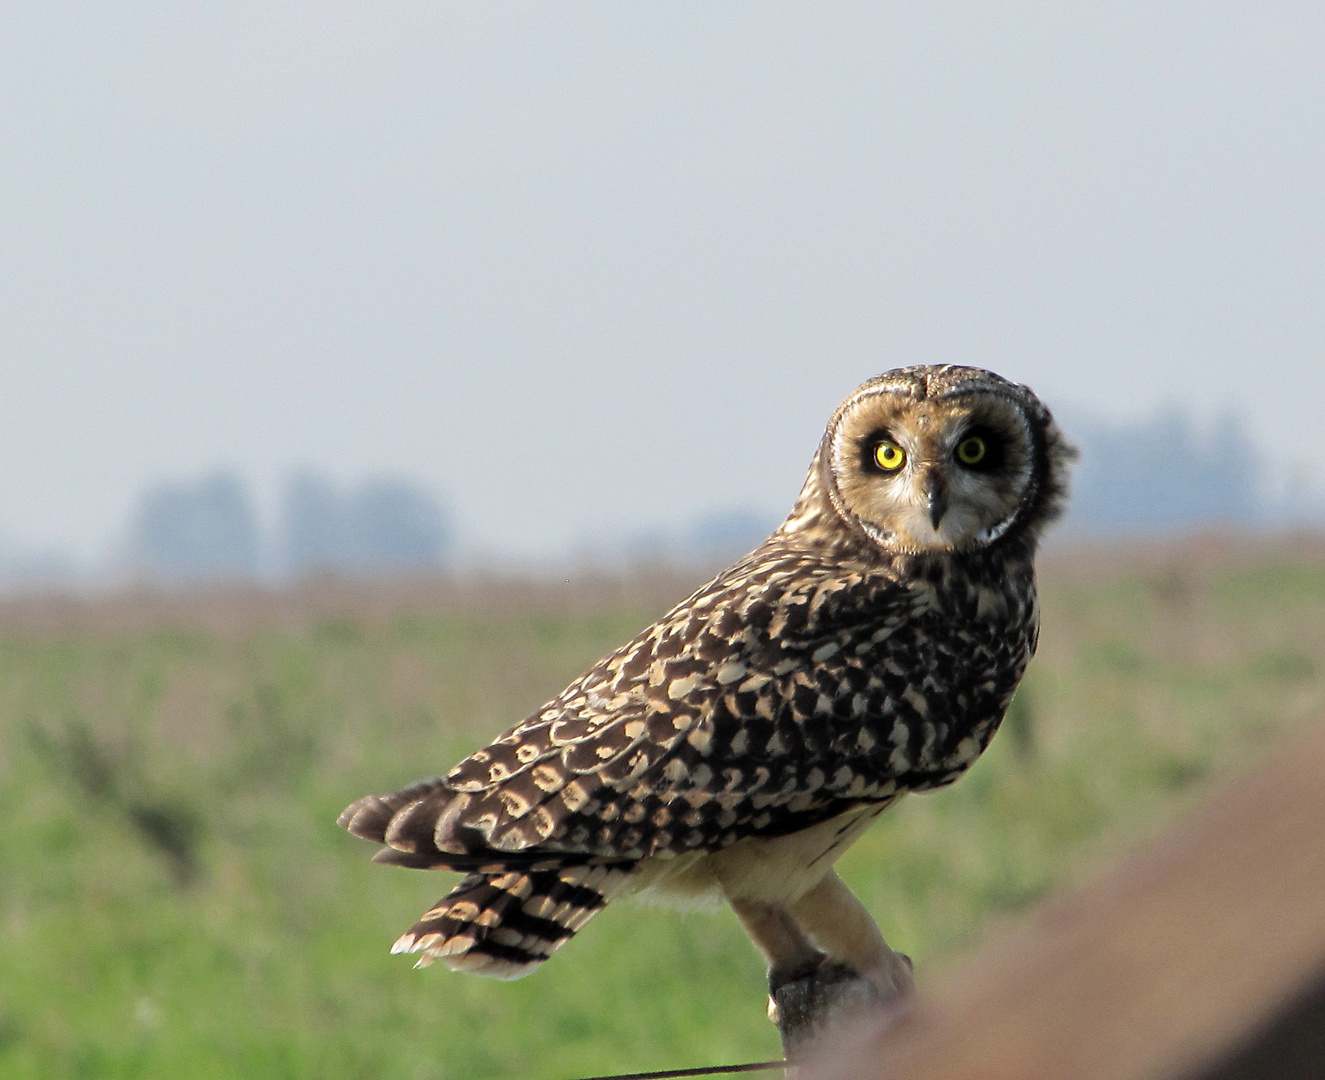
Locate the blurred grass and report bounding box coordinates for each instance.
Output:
[2,539,1324,1079]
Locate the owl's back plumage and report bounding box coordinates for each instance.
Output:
[341,365,1074,983]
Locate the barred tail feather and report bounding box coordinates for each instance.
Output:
[393,863,636,980]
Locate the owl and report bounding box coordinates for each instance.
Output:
[340,365,1073,1024]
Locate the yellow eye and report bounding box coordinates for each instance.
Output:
[873,441,906,471]
[956,436,987,465]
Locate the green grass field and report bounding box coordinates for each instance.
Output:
[2,538,1323,1079]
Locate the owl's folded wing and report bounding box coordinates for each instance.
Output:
[340,549,940,870]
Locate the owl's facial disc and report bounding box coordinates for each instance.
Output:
[829,388,1036,554]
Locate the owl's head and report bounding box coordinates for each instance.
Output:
[787,366,1075,557]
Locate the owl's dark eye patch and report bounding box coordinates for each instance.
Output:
[954,427,1005,472]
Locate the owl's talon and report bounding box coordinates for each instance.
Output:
[861,950,917,1003]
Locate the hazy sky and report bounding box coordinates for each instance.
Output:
[3,2,1323,562]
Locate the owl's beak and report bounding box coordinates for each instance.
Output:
[924,470,949,529]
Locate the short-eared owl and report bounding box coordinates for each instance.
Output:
[340,365,1073,1022]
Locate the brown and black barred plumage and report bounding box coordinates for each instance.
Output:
[340,365,1074,999]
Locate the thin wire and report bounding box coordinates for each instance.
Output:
[569,1060,787,1080]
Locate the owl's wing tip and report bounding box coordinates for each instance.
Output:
[338,794,395,839]
[339,776,459,847]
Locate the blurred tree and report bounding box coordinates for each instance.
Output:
[280,474,449,578]
[129,472,260,583]
[282,473,346,577]
[1066,410,1260,533]
[344,479,450,573]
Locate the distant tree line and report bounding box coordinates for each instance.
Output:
[128,473,450,584]
[11,408,1323,591]
[281,473,449,578]
[1063,410,1271,533]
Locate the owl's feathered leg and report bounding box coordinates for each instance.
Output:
[728,894,845,1059]
[790,870,915,1004]
[729,897,827,993]
[734,873,914,1057]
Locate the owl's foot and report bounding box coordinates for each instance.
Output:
[864,948,915,1002]
[768,954,915,1059]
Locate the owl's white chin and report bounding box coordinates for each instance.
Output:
[872,507,995,554]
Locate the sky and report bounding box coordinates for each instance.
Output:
[3,2,1323,565]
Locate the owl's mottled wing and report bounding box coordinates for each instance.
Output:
[342,544,1018,872]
